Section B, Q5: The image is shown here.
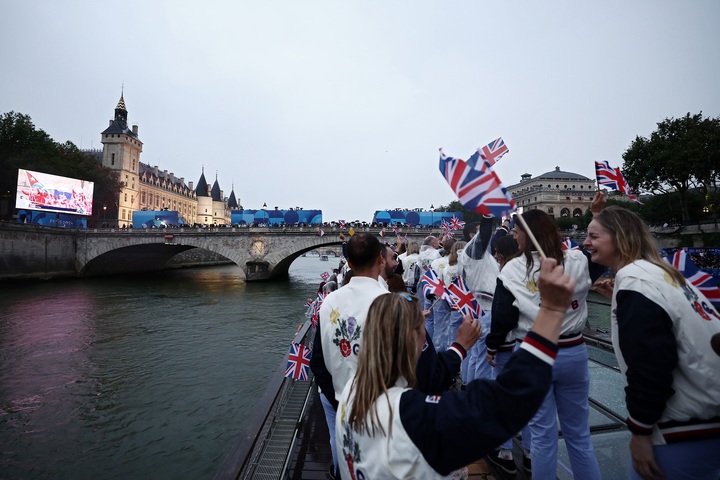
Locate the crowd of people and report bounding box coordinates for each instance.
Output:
[304,191,720,480]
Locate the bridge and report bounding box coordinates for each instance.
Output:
[0,223,435,281]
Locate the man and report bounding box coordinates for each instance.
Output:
[310,233,481,477]
[377,243,399,290]
[417,235,441,338]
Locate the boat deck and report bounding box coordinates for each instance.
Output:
[216,296,630,479]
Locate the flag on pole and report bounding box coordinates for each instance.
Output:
[450,215,465,230]
[665,250,720,310]
[420,268,450,300]
[594,160,643,204]
[380,229,386,237]
[439,148,516,218]
[285,342,312,380]
[560,237,581,250]
[447,275,483,319]
[321,271,330,281]
[467,137,510,169]
[338,220,346,230]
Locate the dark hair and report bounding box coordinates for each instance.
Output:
[386,274,406,293]
[516,210,563,278]
[494,235,519,267]
[347,233,381,270]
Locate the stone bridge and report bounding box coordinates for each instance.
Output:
[0,223,433,281]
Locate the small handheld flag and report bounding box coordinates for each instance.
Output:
[285,342,312,381]
[447,275,483,319]
[595,160,643,204]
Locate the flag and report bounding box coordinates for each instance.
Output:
[420,268,450,300]
[595,160,643,204]
[560,237,581,250]
[447,275,482,319]
[285,342,312,380]
[439,149,516,218]
[391,224,398,235]
[321,271,330,281]
[318,229,325,236]
[380,229,386,237]
[304,298,313,308]
[338,220,346,230]
[450,215,465,230]
[665,250,720,310]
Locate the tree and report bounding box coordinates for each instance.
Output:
[622,112,720,222]
[0,111,122,222]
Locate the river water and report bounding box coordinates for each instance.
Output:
[0,256,340,480]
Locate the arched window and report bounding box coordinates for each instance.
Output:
[573,208,583,217]
[561,208,570,217]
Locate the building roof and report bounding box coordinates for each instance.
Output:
[210,179,222,201]
[227,189,238,209]
[195,170,209,197]
[535,166,591,181]
[101,92,140,140]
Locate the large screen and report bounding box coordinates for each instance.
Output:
[15,169,94,216]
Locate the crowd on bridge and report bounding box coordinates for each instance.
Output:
[302,190,720,480]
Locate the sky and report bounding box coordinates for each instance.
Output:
[2,1,719,222]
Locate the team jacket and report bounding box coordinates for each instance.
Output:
[611,260,720,444]
[487,249,605,353]
[310,277,465,409]
[336,332,558,479]
[418,245,441,271]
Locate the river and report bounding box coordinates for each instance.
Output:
[0,256,340,480]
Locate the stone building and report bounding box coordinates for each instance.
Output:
[99,92,234,227]
[507,166,596,218]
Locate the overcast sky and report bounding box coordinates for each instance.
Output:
[2,1,719,221]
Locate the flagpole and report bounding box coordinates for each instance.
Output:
[514,212,548,260]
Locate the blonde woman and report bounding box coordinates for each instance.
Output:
[585,205,720,480]
[336,259,580,479]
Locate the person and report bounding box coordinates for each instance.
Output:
[401,241,421,293]
[418,236,442,338]
[378,243,399,290]
[310,233,481,478]
[584,205,720,480]
[429,237,456,348]
[439,241,467,356]
[485,233,530,474]
[487,203,606,480]
[336,257,580,479]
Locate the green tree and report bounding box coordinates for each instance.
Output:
[0,111,122,222]
[622,112,720,222]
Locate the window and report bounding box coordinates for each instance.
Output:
[111,153,115,165]
[124,193,127,202]
[141,192,146,203]
[547,207,554,214]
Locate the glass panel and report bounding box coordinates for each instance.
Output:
[557,430,631,479]
[588,357,628,421]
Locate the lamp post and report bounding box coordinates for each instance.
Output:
[430,204,434,230]
[103,205,107,227]
[262,202,268,225]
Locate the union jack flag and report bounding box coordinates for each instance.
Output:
[450,215,465,230]
[440,149,516,218]
[595,160,643,204]
[320,271,330,281]
[318,229,325,237]
[560,237,581,250]
[338,220,346,230]
[285,342,312,380]
[420,268,450,300]
[304,298,313,308]
[447,275,482,319]
[665,250,720,310]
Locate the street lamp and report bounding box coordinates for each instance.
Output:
[430,204,434,229]
[103,205,107,227]
[262,202,268,225]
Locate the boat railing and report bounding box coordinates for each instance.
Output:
[214,320,315,480]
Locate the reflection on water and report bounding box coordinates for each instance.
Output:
[0,257,338,480]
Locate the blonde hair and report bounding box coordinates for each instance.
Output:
[348,293,424,436]
[592,206,685,285]
[448,241,467,266]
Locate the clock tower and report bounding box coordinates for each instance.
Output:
[101,91,143,227]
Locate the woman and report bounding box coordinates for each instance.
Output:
[488,207,605,480]
[485,233,530,474]
[401,242,421,293]
[441,241,467,353]
[585,205,720,480]
[336,259,584,479]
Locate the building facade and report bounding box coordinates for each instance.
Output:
[100,93,234,227]
[506,166,596,218]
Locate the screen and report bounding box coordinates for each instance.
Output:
[15,169,94,216]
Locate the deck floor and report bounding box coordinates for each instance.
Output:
[286,384,528,480]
